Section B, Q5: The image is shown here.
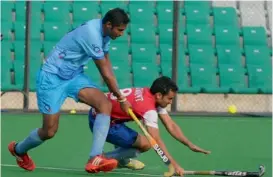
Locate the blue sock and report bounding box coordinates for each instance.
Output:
[104,147,140,163]
[89,113,110,158]
[15,128,44,155]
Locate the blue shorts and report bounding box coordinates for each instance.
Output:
[36,69,97,114]
[88,112,138,148]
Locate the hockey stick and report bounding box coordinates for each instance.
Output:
[173,165,265,177]
[128,108,175,177]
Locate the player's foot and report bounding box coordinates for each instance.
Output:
[8,141,36,171]
[85,155,118,173]
[118,159,145,170]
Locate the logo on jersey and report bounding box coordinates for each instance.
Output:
[58,50,67,59]
[91,44,102,54]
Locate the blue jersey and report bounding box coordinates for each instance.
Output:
[42,19,111,80]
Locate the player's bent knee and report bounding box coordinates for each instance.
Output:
[139,143,151,152]
[96,99,112,115]
[40,128,58,140]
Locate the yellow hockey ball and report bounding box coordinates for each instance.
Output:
[228,105,237,114]
[70,109,77,114]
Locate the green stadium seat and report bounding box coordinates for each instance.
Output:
[157,5,173,24]
[72,1,99,22]
[159,43,185,67]
[186,24,212,45]
[244,46,271,66]
[188,45,215,65]
[190,64,221,93]
[30,20,42,40]
[158,23,184,44]
[43,1,71,23]
[214,26,240,46]
[111,62,132,88]
[213,7,238,28]
[29,58,42,91]
[14,1,26,22]
[1,1,14,21]
[1,22,13,41]
[13,22,26,41]
[1,41,13,60]
[13,41,25,62]
[108,43,129,62]
[132,63,159,87]
[131,44,157,64]
[219,65,249,93]
[43,22,71,41]
[30,41,43,61]
[1,58,14,91]
[216,45,243,66]
[130,24,156,44]
[30,1,43,22]
[184,1,210,25]
[242,27,267,46]
[84,62,102,87]
[13,60,25,90]
[247,65,272,94]
[156,1,173,8]
[100,1,127,16]
[129,3,154,24]
[161,65,192,92]
[43,41,56,57]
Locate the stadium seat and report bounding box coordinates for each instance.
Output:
[216,45,243,66]
[212,7,238,28]
[158,23,184,44]
[30,1,43,22]
[84,62,102,87]
[13,41,25,62]
[72,1,99,23]
[186,24,212,45]
[132,63,159,87]
[244,46,271,66]
[1,22,13,41]
[43,22,71,41]
[108,43,129,63]
[111,62,132,88]
[161,65,191,92]
[14,1,26,22]
[247,65,272,94]
[156,3,173,24]
[1,58,14,91]
[30,41,43,61]
[131,44,157,64]
[29,58,42,91]
[219,65,249,93]
[242,27,268,46]
[159,43,185,67]
[43,1,71,23]
[130,24,156,44]
[100,1,127,16]
[128,2,154,24]
[30,20,42,40]
[214,26,240,46]
[190,64,221,93]
[184,1,211,25]
[1,1,14,21]
[13,22,26,41]
[188,45,215,65]
[43,41,56,57]
[13,60,25,90]
[1,41,13,60]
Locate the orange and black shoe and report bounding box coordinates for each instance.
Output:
[85,155,118,173]
[8,141,36,171]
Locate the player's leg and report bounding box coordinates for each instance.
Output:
[88,112,147,170]
[8,70,67,171]
[68,74,116,173]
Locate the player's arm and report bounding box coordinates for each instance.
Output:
[159,112,210,154]
[143,111,180,166]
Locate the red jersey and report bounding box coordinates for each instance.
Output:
[106,88,156,123]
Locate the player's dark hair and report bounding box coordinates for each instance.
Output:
[102,8,130,27]
[150,76,178,95]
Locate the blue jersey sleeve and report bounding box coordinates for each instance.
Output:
[77,25,105,60]
[103,40,110,54]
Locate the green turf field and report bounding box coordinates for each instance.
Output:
[1,114,272,177]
